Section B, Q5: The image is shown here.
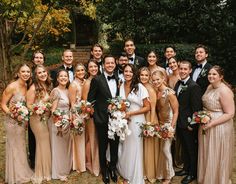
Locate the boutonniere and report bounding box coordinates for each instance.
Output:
[200,68,207,77]
[179,85,188,94]
[135,59,139,66]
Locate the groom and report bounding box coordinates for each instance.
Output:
[88,55,119,184]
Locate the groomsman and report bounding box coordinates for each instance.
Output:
[88,55,119,184]
[174,61,202,184]
[50,49,74,87]
[115,52,129,82]
[163,45,177,75]
[90,43,104,73]
[191,44,212,94]
[124,39,146,69]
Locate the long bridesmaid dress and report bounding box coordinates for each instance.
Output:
[4,94,33,183]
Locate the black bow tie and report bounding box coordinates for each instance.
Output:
[107,75,116,81]
[179,80,187,86]
[129,57,134,62]
[196,64,203,69]
[66,67,73,71]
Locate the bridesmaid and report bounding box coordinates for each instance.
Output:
[152,70,179,184]
[82,59,100,176]
[1,64,33,183]
[167,57,180,89]
[198,66,235,184]
[147,51,167,80]
[139,67,159,183]
[68,63,86,173]
[49,69,72,181]
[26,65,52,183]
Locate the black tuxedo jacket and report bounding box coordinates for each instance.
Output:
[50,65,74,87]
[191,62,212,94]
[174,78,202,129]
[87,73,119,126]
[133,55,147,69]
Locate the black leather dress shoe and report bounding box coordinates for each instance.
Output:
[181,175,196,184]
[175,169,188,176]
[102,170,110,184]
[109,169,117,182]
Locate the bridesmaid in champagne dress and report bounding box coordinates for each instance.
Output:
[49,69,72,181]
[139,67,159,183]
[82,59,100,176]
[152,70,179,184]
[26,65,52,183]
[69,63,86,173]
[198,66,235,184]
[1,64,33,183]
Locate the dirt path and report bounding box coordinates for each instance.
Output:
[0,112,235,183]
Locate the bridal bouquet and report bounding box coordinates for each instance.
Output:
[31,101,52,124]
[9,100,30,128]
[140,122,159,137]
[157,123,175,140]
[72,100,94,120]
[52,109,71,136]
[70,115,85,135]
[188,110,211,134]
[107,96,131,141]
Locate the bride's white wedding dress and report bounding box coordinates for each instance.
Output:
[117,83,148,184]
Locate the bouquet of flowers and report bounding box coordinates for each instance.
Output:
[107,96,131,141]
[31,101,52,124]
[52,109,71,136]
[188,110,211,134]
[70,115,85,135]
[140,122,159,137]
[72,100,94,119]
[9,100,30,128]
[108,96,130,114]
[70,100,94,135]
[156,123,175,140]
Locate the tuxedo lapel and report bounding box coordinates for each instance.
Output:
[101,73,112,98]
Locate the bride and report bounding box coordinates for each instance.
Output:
[117,64,150,184]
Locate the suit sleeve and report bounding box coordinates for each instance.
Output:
[189,84,203,128]
[190,84,202,112]
[87,78,97,103]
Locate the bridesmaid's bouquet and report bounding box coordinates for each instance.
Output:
[9,100,30,128]
[71,100,94,120]
[70,115,85,135]
[31,101,52,124]
[188,110,211,134]
[52,109,71,136]
[70,100,94,135]
[107,96,131,141]
[140,122,159,137]
[156,123,175,140]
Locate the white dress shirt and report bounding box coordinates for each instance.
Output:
[104,72,117,98]
[192,60,207,82]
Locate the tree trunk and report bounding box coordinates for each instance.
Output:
[22,2,54,57]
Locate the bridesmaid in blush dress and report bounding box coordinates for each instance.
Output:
[198,66,235,184]
[152,70,179,184]
[1,64,33,184]
[139,67,159,183]
[68,63,86,173]
[82,59,100,176]
[49,69,72,181]
[26,65,52,183]
[117,64,150,184]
